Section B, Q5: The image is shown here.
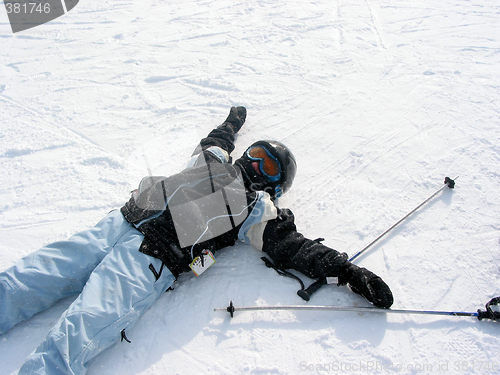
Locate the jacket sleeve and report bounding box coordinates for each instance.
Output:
[196,122,238,156]
[186,123,236,168]
[190,107,247,160]
[259,208,349,279]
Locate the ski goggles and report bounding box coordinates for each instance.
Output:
[246,146,281,182]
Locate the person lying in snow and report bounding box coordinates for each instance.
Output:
[0,106,393,375]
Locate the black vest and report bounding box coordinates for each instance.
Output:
[121,162,256,276]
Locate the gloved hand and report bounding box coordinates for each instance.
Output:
[339,263,394,309]
[224,106,247,132]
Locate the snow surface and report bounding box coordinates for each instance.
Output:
[1,0,500,374]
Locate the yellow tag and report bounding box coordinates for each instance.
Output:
[189,250,216,276]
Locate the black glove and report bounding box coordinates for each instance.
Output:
[339,263,394,309]
[224,106,247,132]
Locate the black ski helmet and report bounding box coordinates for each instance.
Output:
[238,140,297,199]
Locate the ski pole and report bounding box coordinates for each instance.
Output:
[216,297,500,321]
[349,176,457,262]
[298,176,457,301]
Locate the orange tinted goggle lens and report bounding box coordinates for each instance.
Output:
[248,146,280,176]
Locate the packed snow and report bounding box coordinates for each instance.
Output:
[1,0,500,374]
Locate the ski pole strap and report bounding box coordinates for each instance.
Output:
[261,257,305,290]
[261,238,329,300]
[477,297,500,321]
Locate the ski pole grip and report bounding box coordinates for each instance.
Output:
[297,278,327,301]
[444,177,455,188]
[476,309,500,321]
[477,297,500,321]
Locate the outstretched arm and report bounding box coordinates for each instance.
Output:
[250,208,394,308]
[261,208,349,279]
[192,106,247,158]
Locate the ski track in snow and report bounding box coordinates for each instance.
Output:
[1,0,500,374]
